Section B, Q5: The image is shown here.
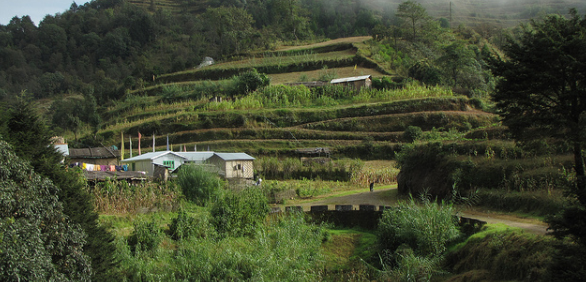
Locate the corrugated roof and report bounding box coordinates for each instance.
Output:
[121,151,185,162]
[68,147,119,159]
[177,152,215,161]
[213,153,255,161]
[121,151,254,163]
[330,75,372,84]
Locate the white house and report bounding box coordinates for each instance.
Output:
[121,151,254,179]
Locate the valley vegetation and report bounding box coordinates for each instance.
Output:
[2,0,586,281]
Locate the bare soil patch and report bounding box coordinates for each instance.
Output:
[275,36,372,51]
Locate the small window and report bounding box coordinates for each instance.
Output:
[163,160,175,169]
[235,164,242,170]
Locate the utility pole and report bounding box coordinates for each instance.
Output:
[450,2,453,22]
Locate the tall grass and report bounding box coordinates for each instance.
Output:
[377,198,460,281]
[202,84,456,112]
[89,180,181,214]
[255,156,361,181]
[378,198,461,257]
[113,210,325,281]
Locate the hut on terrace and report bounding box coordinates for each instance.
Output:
[330,75,372,92]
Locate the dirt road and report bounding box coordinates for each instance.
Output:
[297,187,550,235]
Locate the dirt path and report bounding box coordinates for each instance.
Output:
[296,187,550,235]
[275,36,371,51]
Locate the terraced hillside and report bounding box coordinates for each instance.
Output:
[94,37,502,159]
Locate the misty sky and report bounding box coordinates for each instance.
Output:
[0,0,91,26]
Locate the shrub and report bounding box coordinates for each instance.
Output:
[403,125,423,142]
[127,219,163,253]
[234,69,270,95]
[176,164,224,206]
[211,187,270,237]
[378,198,460,257]
[169,211,198,240]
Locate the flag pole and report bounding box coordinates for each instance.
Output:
[129,136,133,158]
[138,132,142,155]
[121,132,125,160]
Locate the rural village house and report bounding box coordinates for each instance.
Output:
[207,153,255,179]
[121,151,254,179]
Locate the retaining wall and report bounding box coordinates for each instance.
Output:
[270,205,486,231]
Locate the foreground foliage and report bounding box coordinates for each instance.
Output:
[0,140,91,281]
[377,198,460,281]
[0,99,118,281]
[176,164,224,206]
[113,211,325,281]
[445,224,555,281]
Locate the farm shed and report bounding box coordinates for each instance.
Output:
[330,75,372,92]
[208,153,255,179]
[68,146,120,165]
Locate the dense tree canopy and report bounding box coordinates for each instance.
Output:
[0,97,118,281]
[490,9,586,242]
[0,139,91,281]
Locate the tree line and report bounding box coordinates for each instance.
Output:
[0,0,384,103]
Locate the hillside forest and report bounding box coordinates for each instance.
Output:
[2,0,586,281]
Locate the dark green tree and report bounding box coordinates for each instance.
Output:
[0,97,118,281]
[176,164,224,206]
[0,139,91,281]
[490,10,586,243]
[396,0,429,41]
[436,41,477,87]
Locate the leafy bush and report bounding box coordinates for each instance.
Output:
[169,211,198,240]
[176,164,224,206]
[378,198,460,257]
[0,141,91,281]
[403,125,423,142]
[211,187,270,237]
[127,219,163,253]
[234,68,270,95]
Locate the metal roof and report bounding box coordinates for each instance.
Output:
[213,153,255,161]
[120,151,186,162]
[330,75,372,84]
[121,151,254,163]
[177,152,215,162]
